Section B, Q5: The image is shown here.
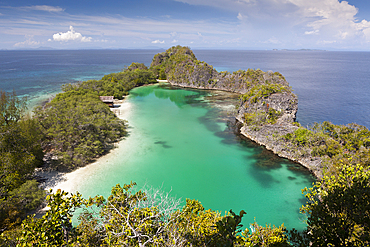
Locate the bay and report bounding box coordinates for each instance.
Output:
[54,83,314,230]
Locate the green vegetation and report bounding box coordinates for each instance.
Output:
[2,182,290,246]
[150,45,198,80]
[63,62,157,99]
[300,164,370,246]
[2,177,369,246]
[0,91,45,234]
[244,108,283,126]
[33,92,127,169]
[241,83,292,103]
[283,122,370,175]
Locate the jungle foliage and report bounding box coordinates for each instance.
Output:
[241,83,291,103]
[63,62,157,99]
[0,91,45,234]
[2,182,291,247]
[31,63,156,169]
[283,122,370,174]
[33,92,127,169]
[300,164,370,246]
[150,46,197,80]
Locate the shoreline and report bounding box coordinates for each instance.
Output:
[37,98,132,192]
[37,81,318,195]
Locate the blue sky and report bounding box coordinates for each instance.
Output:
[1,0,370,50]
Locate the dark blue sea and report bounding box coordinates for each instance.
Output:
[1,49,369,128]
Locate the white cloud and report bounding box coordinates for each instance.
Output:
[3,0,370,50]
[152,40,165,44]
[174,0,370,43]
[14,37,40,47]
[50,26,92,42]
[237,13,245,21]
[95,39,109,43]
[359,20,370,42]
[263,36,281,44]
[21,5,64,12]
[305,30,319,35]
[339,31,348,39]
[318,40,337,44]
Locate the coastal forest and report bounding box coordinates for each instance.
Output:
[0,46,369,246]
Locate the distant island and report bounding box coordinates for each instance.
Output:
[272,48,326,51]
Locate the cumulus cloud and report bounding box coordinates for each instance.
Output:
[174,0,370,43]
[49,26,92,42]
[171,39,178,43]
[152,40,165,44]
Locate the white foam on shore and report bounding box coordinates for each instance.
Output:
[42,99,133,194]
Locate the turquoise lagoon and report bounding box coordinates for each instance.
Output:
[55,83,314,231]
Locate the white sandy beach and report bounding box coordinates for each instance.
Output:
[39,99,133,194]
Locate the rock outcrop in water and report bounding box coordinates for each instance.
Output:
[151,46,323,177]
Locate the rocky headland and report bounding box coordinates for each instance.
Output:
[151,46,324,178]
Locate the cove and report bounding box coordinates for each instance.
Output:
[56,83,314,231]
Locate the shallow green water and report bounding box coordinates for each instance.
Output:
[67,84,314,230]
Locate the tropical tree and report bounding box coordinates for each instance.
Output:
[301,164,370,246]
[17,189,84,246]
[34,92,127,169]
[0,91,44,233]
[79,182,182,246]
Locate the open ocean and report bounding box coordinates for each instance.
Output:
[1,49,369,128]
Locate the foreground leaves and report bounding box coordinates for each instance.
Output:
[301,164,370,246]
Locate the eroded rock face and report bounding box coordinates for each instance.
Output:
[237,92,298,122]
[235,91,323,177]
[169,64,288,94]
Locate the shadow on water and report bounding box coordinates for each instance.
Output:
[178,86,316,189]
[154,141,172,149]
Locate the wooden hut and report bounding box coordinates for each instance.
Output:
[99,96,114,107]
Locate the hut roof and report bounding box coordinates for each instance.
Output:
[99,96,114,103]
